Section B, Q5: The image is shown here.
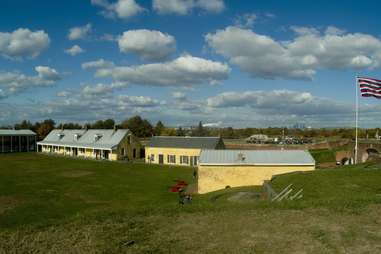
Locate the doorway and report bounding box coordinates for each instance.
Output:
[159,154,164,164]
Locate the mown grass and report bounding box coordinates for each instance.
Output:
[310,148,336,164]
[1,153,381,253]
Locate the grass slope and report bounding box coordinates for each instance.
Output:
[309,149,336,164]
[1,153,381,253]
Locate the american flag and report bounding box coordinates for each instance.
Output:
[358,76,381,99]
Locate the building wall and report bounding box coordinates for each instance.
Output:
[145,147,201,166]
[197,164,315,194]
[114,134,142,161]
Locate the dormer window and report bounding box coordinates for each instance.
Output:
[94,134,102,142]
[74,134,81,140]
[57,133,64,139]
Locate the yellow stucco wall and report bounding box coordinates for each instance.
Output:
[145,147,201,166]
[197,164,315,194]
[113,134,142,161]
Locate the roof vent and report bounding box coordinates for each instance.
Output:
[237,152,246,162]
[94,134,102,142]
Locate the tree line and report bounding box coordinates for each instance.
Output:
[2,116,380,141]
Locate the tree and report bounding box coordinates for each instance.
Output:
[37,119,55,140]
[192,121,207,136]
[176,127,186,136]
[121,115,153,137]
[57,122,83,129]
[14,120,33,130]
[87,119,115,129]
[154,121,165,136]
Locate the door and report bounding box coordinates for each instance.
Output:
[159,154,164,164]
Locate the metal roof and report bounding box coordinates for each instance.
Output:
[0,129,36,136]
[199,149,315,166]
[147,136,223,149]
[37,129,130,150]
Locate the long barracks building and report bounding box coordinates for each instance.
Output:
[37,129,142,161]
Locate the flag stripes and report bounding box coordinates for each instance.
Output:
[358,76,381,99]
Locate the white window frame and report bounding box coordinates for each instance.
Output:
[167,154,176,164]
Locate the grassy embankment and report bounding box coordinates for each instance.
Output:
[1,153,381,253]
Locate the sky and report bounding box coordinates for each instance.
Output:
[1,0,381,128]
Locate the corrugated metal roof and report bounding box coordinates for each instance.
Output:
[0,129,36,136]
[199,149,315,166]
[147,136,223,149]
[37,129,130,150]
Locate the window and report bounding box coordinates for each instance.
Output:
[167,155,176,164]
[180,155,189,165]
[79,148,85,154]
[121,148,125,156]
[150,154,155,162]
[190,156,199,166]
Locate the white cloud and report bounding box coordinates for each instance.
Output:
[68,24,92,40]
[81,59,115,69]
[153,0,224,15]
[81,83,113,98]
[0,66,61,99]
[207,90,350,116]
[118,29,176,61]
[172,91,186,99]
[234,13,257,28]
[91,54,230,87]
[0,28,50,60]
[65,45,85,56]
[91,0,145,19]
[205,26,381,80]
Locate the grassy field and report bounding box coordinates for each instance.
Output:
[1,153,381,253]
[309,149,336,164]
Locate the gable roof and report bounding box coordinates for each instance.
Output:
[147,136,223,149]
[199,150,315,166]
[37,129,131,150]
[0,129,36,136]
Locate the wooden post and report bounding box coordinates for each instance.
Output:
[10,136,12,152]
[19,136,21,152]
[27,135,29,152]
[1,136,3,153]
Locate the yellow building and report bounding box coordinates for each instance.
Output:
[197,150,315,194]
[37,128,142,161]
[145,136,225,166]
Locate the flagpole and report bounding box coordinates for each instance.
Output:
[355,76,359,164]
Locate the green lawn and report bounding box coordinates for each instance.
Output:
[309,148,336,164]
[1,153,381,253]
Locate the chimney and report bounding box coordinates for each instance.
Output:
[237,152,245,162]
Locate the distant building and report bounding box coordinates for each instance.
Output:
[145,136,225,166]
[37,129,142,161]
[197,149,315,194]
[0,129,36,153]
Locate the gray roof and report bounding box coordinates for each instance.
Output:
[0,129,36,136]
[147,136,223,149]
[199,150,315,166]
[37,129,130,150]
